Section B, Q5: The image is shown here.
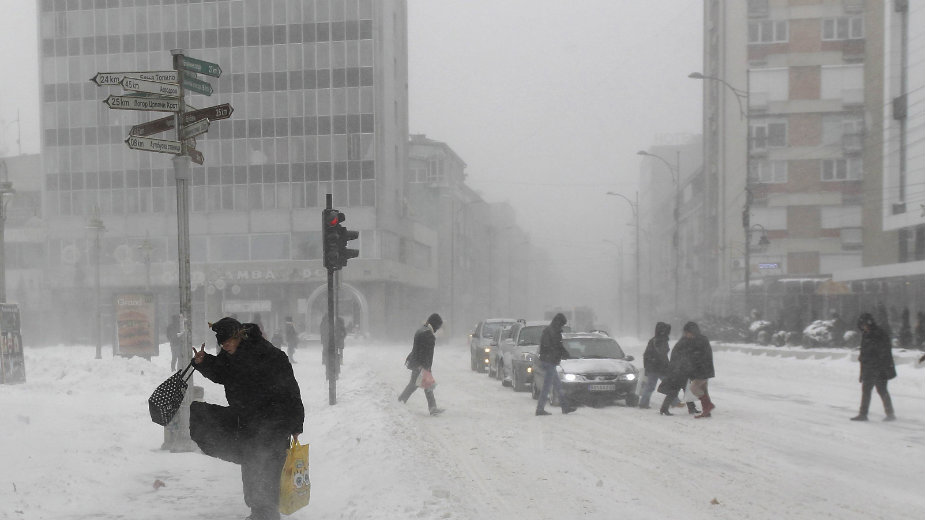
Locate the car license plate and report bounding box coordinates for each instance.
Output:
[589,384,615,392]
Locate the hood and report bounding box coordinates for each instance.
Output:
[655,321,670,337]
[550,313,567,330]
[683,321,700,335]
[559,358,635,375]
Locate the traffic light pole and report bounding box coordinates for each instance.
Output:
[325,194,337,405]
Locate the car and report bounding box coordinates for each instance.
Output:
[487,323,515,379]
[493,320,547,391]
[469,318,516,373]
[531,332,639,407]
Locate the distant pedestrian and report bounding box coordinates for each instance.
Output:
[398,313,445,416]
[830,311,847,347]
[638,322,671,409]
[535,313,575,416]
[166,314,183,371]
[898,308,913,348]
[285,316,299,363]
[850,313,896,422]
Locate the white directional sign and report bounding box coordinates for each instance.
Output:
[120,77,180,97]
[104,95,181,112]
[125,136,182,154]
[180,119,210,139]
[90,71,179,86]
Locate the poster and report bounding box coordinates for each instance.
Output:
[0,303,25,384]
[114,292,158,358]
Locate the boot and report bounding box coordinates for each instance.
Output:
[850,414,868,421]
[694,395,714,418]
[659,397,673,416]
[687,401,701,415]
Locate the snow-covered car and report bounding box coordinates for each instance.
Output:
[469,318,516,373]
[494,320,548,391]
[531,332,639,407]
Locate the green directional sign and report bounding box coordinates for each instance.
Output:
[178,55,222,78]
[180,119,211,139]
[181,72,214,96]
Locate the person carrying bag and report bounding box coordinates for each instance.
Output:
[148,359,194,426]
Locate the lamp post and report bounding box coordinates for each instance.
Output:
[0,161,15,303]
[689,71,751,311]
[86,206,106,360]
[637,150,681,317]
[606,191,640,338]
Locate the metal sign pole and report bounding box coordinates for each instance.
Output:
[326,194,337,405]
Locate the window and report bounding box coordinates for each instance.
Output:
[748,20,788,44]
[751,159,788,183]
[750,121,787,150]
[822,17,863,41]
[821,158,862,181]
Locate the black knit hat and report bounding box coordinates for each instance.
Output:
[210,317,242,345]
[426,313,443,330]
[683,321,700,335]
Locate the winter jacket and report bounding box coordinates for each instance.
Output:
[859,325,896,381]
[194,333,304,436]
[538,314,570,365]
[407,324,437,371]
[643,322,671,374]
[686,333,715,380]
[658,338,690,394]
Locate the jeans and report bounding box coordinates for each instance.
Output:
[399,367,437,410]
[638,371,662,408]
[536,362,568,412]
[859,378,894,416]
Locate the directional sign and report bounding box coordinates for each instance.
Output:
[180,119,210,140]
[181,103,233,125]
[178,55,222,78]
[188,148,204,165]
[129,115,176,137]
[121,77,179,97]
[105,95,180,112]
[181,71,214,96]
[90,71,178,86]
[125,136,182,154]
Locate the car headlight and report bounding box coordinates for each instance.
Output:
[563,373,578,382]
[617,373,637,381]
[484,347,491,353]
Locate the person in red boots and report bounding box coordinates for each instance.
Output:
[681,321,715,418]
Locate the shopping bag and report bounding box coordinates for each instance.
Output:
[148,360,194,426]
[416,369,436,390]
[682,380,698,403]
[279,439,310,515]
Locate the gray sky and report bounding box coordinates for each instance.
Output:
[0,0,704,315]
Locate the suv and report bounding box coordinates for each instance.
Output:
[531,332,639,407]
[469,318,516,373]
[492,320,548,391]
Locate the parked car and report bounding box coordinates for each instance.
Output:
[531,332,639,407]
[493,320,547,391]
[469,318,516,373]
[487,323,516,379]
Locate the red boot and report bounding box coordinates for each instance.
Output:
[695,394,715,418]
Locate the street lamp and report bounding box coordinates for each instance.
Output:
[637,149,681,317]
[86,206,106,359]
[0,161,15,303]
[606,191,640,338]
[689,70,752,311]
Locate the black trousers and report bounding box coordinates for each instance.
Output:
[859,378,894,416]
[241,432,289,520]
[399,367,436,409]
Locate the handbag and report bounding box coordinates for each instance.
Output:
[416,369,436,390]
[279,438,311,515]
[148,360,194,426]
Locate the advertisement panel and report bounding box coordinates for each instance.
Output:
[114,293,158,358]
[0,303,25,384]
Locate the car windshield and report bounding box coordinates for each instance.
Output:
[483,321,512,339]
[562,338,625,359]
[517,326,545,345]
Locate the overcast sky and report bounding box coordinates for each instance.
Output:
[0,0,704,313]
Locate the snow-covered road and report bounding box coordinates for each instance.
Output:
[1,339,922,520]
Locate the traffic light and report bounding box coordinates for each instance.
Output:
[322,208,343,270]
[337,225,359,268]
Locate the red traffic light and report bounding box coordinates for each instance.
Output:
[323,209,344,227]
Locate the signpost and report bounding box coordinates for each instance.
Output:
[90,50,231,452]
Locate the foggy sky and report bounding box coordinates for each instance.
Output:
[0,0,704,317]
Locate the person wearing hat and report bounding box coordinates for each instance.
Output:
[682,321,716,419]
[535,312,575,416]
[284,316,299,363]
[399,313,445,416]
[851,313,896,422]
[190,317,305,520]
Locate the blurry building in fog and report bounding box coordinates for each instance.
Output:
[35,0,441,342]
[697,0,905,325]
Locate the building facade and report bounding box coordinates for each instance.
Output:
[35,0,440,343]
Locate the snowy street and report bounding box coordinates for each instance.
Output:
[1,339,923,520]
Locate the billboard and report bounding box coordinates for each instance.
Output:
[114,292,158,358]
[0,303,25,384]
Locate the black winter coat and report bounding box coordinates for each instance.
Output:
[407,324,436,371]
[686,333,715,380]
[859,325,896,381]
[538,323,569,365]
[194,335,304,436]
[643,322,671,374]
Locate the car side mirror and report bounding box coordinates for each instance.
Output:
[624,355,634,362]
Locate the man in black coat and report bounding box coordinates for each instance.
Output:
[683,321,716,418]
[190,317,305,520]
[657,322,709,417]
[535,313,575,416]
[398,313,444,416]
[851,313,896,421]
[638,322,671,409]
